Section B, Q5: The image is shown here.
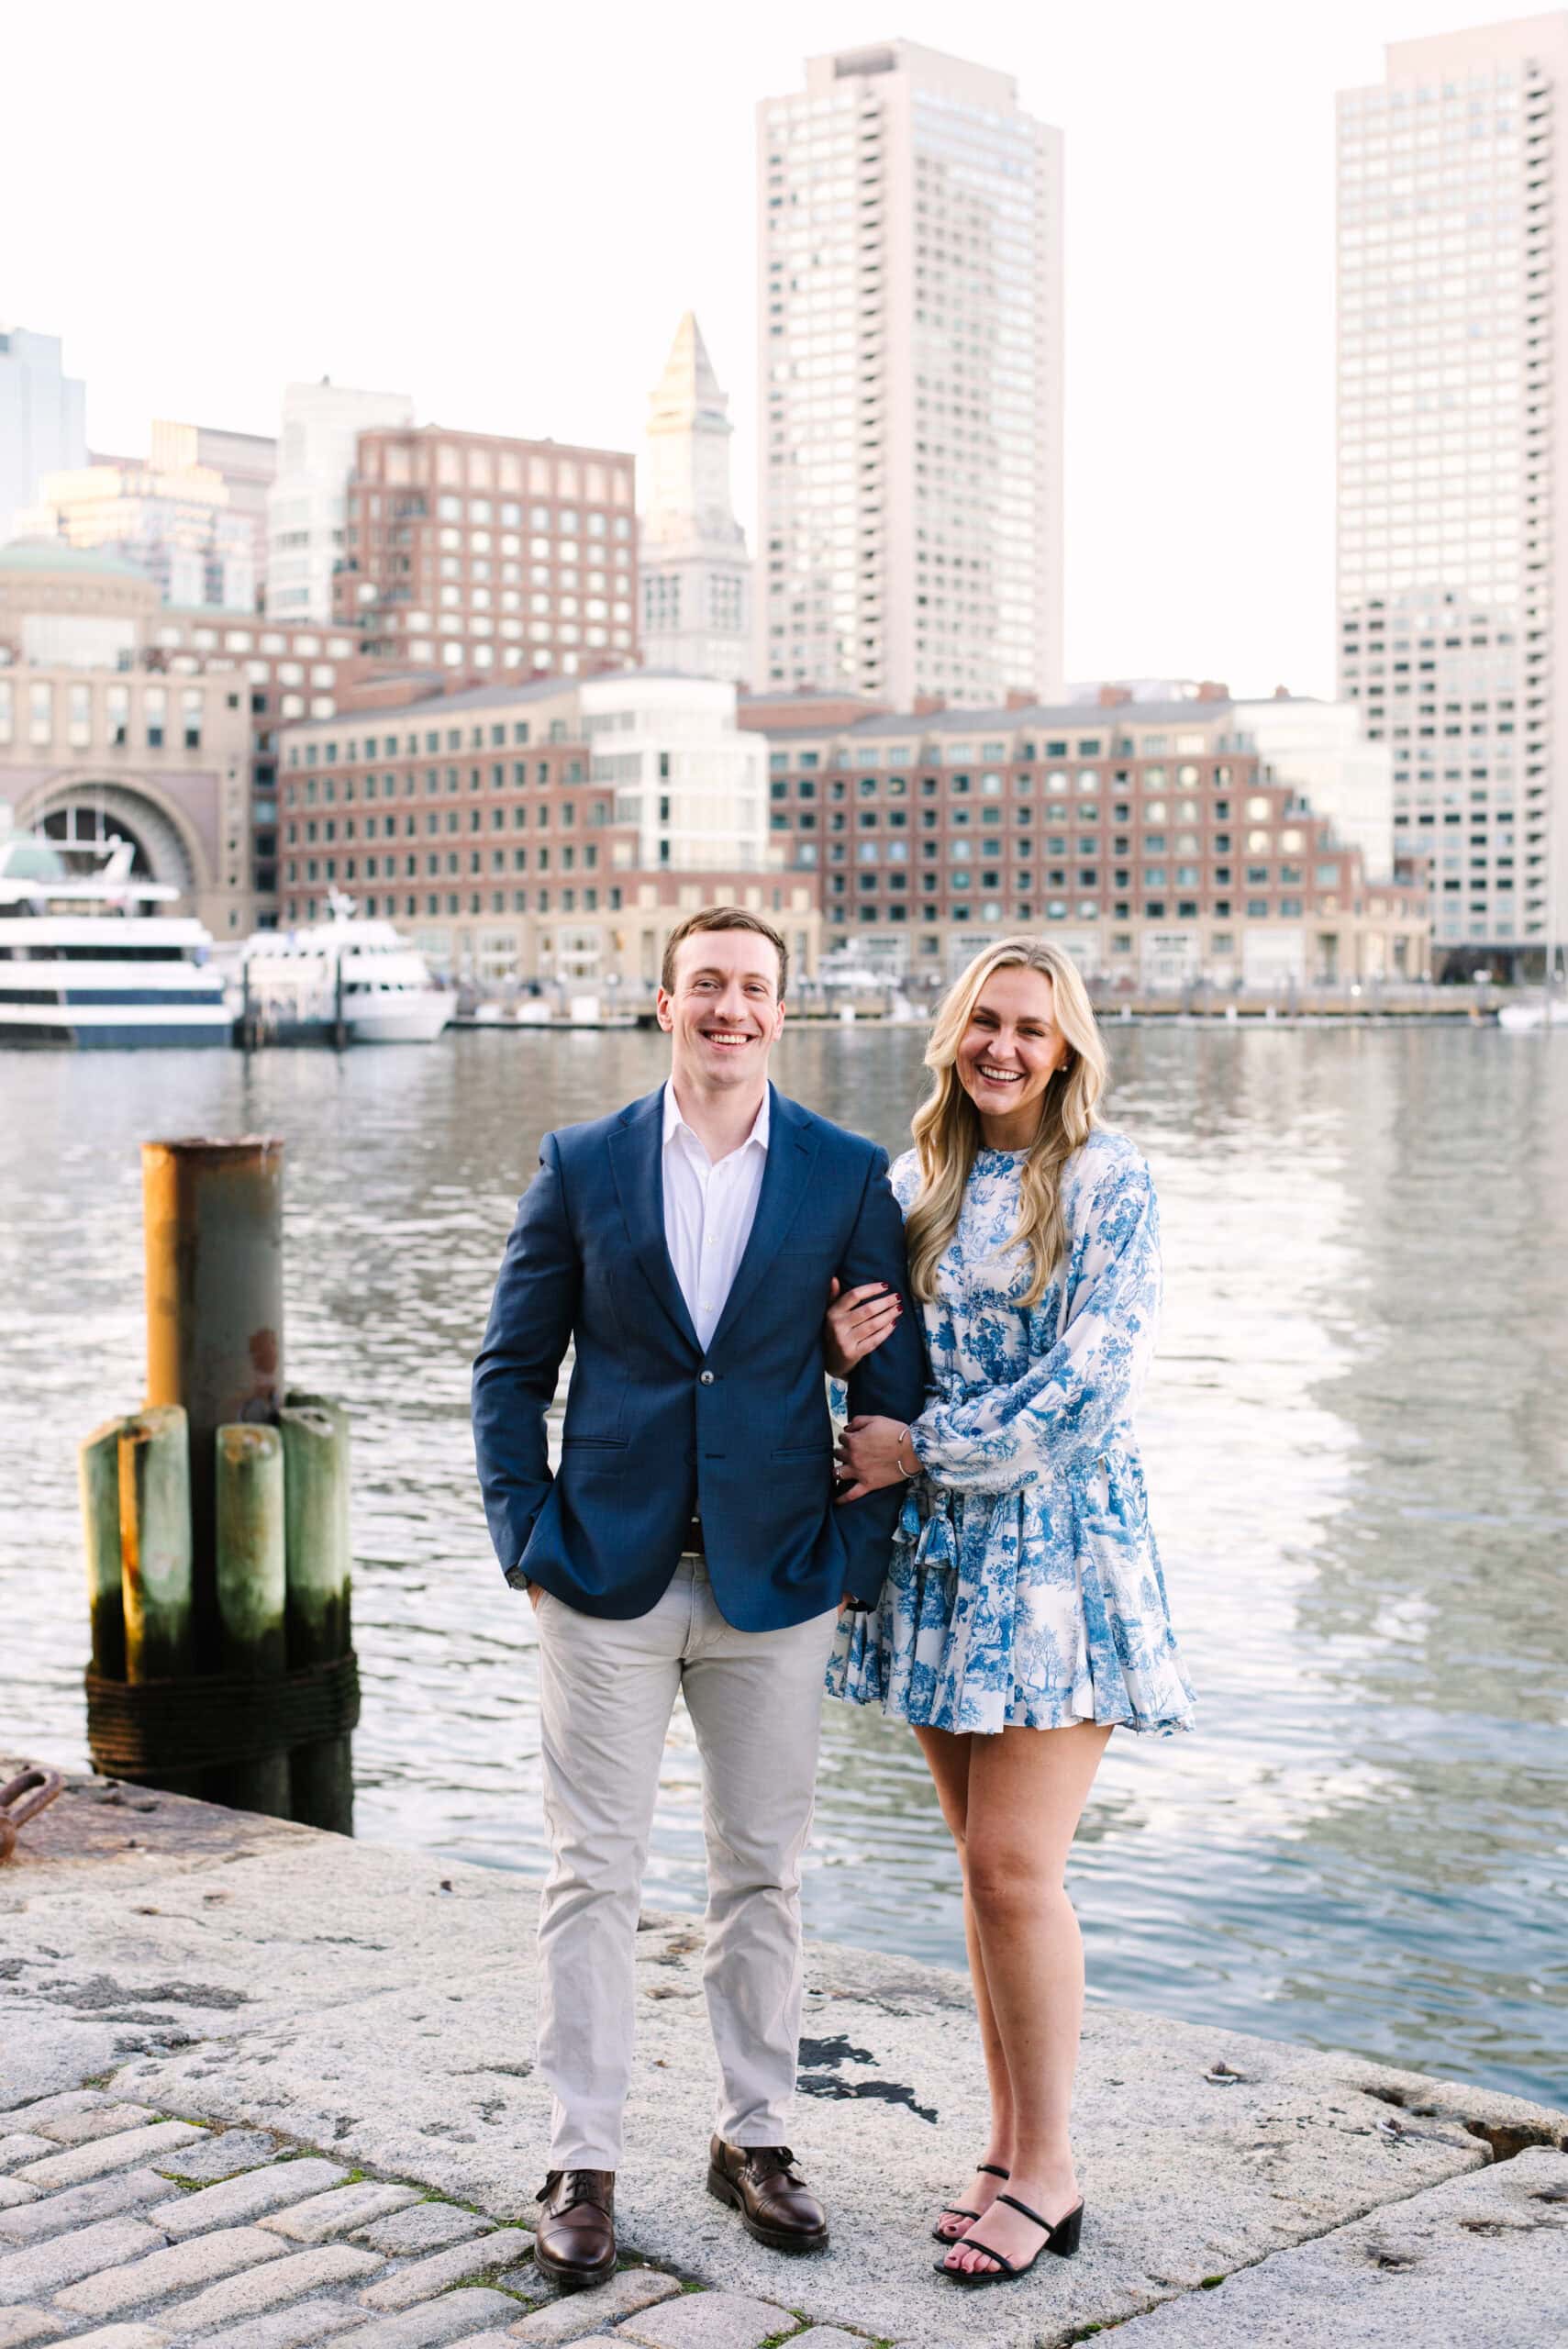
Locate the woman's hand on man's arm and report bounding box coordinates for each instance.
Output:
[823,1275,903,1378]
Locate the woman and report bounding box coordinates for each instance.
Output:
[824,937,1194,2288]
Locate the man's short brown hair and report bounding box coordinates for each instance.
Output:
[660,905,788,999]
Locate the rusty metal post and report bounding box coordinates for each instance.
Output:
[141,1137,284,1683]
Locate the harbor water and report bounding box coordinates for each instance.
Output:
[2,1023,1563,2106]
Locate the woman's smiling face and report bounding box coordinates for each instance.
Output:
[956,965,1068,1145]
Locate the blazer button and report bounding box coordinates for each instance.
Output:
[699,1370,715,1385]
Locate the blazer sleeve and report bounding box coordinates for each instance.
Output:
[833,1142,929,1605]
[910,1151,1161,1495]
[472,1130,581,1584]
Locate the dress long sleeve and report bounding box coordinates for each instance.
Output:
[909,1151,1161,1495]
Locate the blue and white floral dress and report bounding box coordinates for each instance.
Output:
[826,1128,1195,1737]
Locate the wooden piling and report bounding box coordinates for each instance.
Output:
[119,1406,194,1683]
[78,1417,128,1682]
[117,1406,199,1795]
[279,1395,353,1834]
[210,1424,291,1819]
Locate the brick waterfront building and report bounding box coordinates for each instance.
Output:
[0,545,255,937]
[278,673,821,990]
[740,686,1430,988]
[334,428,638,685]
[136,607,399,914]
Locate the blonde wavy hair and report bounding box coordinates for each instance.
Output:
[906,939,1107,1310]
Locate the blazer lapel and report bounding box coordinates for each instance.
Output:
[608,1088,702,1358]
[706,1087,820,1359]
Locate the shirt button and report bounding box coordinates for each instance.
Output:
[699,1370,715,1386]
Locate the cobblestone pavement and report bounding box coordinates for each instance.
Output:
[0,2093,897,2349]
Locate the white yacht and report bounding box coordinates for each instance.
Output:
[1497,996,1568,1030]
[238,893,452,1045]
[0,821,228,1049]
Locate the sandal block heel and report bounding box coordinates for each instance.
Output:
[1047,2200,1084,2257]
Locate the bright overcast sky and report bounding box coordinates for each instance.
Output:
[5,0,1545,700]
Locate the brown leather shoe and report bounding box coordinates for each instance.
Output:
[533,2168,616,2288]
[706,2136,828,2253]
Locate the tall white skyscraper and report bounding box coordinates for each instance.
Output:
[639,314,752,682]
[267,379,414,619]
[0,327,86,546]
[757,39,1063,710]
[1337,16,1568,972]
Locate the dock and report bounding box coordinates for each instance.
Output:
[449,994,1505,1031]
[2,1768,1562,2348]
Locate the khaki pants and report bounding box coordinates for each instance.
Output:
[533,1555,839,2169]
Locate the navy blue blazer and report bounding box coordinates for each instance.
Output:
[472,1082,927,1631]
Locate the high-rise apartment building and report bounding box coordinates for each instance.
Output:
[268,380,415,620]
[757,39,1063,710]
[336,425,637,680]
[0,327,87,546]
[1337,16,1568,973]
[639,314,752,682]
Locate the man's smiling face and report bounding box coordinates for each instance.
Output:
[656,929,786,1097]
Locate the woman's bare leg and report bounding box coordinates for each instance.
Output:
[913,1725,1013,2241]
[940,1720,1113,2277]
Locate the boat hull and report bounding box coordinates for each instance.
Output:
[348,996,454,1044]
[1497,1002,1568,1030]
[0,1016,231,1049]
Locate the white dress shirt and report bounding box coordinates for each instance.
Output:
[662,1080,771,1352]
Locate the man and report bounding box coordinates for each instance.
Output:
[473,906,925,2288]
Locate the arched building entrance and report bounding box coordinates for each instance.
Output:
[18,779,206,903]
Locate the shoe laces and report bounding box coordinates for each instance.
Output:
[538,2168,610,2213]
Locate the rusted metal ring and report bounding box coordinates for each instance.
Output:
[0,1765,65,1863]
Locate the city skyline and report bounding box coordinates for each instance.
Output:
[12,1,1542,708]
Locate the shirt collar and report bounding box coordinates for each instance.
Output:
[662,1080,771,1155]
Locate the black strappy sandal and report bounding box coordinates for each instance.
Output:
[929,2160,1009,2243]
[934,2189,1084,2284]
